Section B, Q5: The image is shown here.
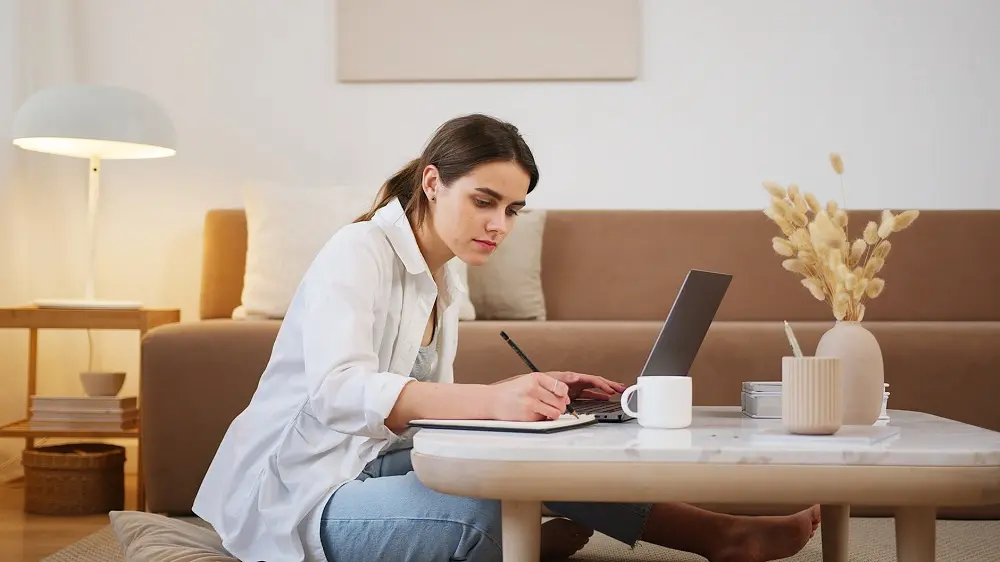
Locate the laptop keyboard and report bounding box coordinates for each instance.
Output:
[571,400,624,414]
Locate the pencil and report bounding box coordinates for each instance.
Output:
[500,331,579,418]
[783,321,803,358]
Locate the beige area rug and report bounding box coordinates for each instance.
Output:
[42,518,1000,561]
[42,525,123,562]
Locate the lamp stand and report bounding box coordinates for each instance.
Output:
[32,156,143,310]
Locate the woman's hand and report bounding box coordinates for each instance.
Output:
[488,371,627,421]
[545,371,627,401]
[489,372,572,421]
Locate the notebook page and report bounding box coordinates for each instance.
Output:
[409,413,596,431]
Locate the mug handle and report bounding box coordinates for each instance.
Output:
[620,384,639,418]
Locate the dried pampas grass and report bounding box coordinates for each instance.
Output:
[762,153,919,321]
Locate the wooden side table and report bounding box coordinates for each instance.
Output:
[0,305,181,511]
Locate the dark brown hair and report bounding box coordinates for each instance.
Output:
[354,113,539,227]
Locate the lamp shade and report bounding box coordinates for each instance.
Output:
[12,84,176,159]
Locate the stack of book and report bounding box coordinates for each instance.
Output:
[741,381,890,421]
[27,395,138,431]
[741,381,783,419]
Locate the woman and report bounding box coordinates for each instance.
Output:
[193,114,820,562]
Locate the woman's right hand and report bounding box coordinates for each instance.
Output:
[489,372,571,421]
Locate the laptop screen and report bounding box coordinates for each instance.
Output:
[638,270,732,377]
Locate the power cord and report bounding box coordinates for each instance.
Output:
[1,329,94,477]
[0,438,50,476]
[87,328,95,371]
[0,453,20,473]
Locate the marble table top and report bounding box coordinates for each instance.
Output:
[411,406,1000,467]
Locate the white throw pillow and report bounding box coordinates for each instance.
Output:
[109,510,239,561]
[235,182,376,319]
[451,258,476,320]
[467,209,547,320]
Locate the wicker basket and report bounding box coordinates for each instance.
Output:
[21,443,125,515]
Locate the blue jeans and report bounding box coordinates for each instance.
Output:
[319,448,652,561]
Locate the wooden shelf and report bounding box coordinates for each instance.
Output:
[0,418,139,439]
[0,304,180,511]
[0,306,180,331]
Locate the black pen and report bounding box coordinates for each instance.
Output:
[500,331,579,418]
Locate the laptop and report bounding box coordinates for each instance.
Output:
[571,269,733,422]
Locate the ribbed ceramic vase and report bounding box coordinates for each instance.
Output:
[815,321,884,425]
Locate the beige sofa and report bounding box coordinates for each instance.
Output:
[141,207,1000,519]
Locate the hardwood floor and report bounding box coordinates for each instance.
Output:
[0,474,136,561]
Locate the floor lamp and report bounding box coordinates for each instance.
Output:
[11,84,177,309]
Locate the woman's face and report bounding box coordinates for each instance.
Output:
[422,160,530,267]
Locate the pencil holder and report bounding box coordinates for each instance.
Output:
[781,356,843,435]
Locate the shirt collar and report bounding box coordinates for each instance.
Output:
[372,197,425,275]
[372,197,468,303]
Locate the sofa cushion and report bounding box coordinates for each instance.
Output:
[200,208,1000,322]
[236,182,376,319]
[467,209,547,320]
[109,510,237,561]
[539,210,1000,322]
[451,258,477,320]
[454,319,661,386]
[454,320,1000,436]
[230,184,479,321]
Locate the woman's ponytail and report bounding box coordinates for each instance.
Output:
[354,158,423,223]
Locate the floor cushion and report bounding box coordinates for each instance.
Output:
[109,510,238,561]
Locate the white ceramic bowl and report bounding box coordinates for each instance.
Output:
[79,371,126,397]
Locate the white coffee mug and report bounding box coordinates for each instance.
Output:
[620,376,693,429]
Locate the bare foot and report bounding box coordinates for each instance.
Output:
[540,518,594,560]
[709,505,821,562]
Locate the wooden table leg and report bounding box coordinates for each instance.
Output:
[820,504,849,562]
[502,500,541,562]
[25,328,38,451]
[895,506,935,562]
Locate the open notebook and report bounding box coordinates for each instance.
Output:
[408,413,598,434]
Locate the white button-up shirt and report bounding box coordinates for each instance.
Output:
[192,197,464,562]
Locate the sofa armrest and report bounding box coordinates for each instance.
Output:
[141,319,279,515]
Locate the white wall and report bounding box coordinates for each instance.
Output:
[1,0,998,474]
[0,0,94,478]
[0,0,21,480]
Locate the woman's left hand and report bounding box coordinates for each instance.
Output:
[544,372,627,401]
